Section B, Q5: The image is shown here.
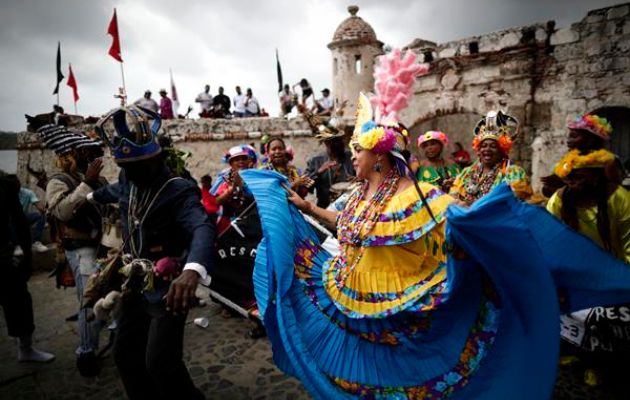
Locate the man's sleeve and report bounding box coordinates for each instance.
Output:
[176,185,216,284]
[305,156,318,177]
[90,182,122,205]
[46,178,93,222]
[305,156,321,193]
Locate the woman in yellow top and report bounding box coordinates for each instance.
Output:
[547,148,630,396]
[291,120,452,319]
[547,150,630,262]
[450,111,532,205]
[240,49,630,400]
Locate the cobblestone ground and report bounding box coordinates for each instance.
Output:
[0,272,621,400]
[0,272,309,400]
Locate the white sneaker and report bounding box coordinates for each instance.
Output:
[18,347,55,363]
[13,246,23,256]
[31,241,48,253]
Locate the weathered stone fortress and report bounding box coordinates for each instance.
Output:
[401,3,630,190]
[17,3,630,193]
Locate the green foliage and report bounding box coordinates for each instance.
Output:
[163,147,191,177]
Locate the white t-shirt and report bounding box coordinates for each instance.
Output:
[318,96,333,111]
[245,96,260,114]
[233,94,246,113]
[196,92,213,111]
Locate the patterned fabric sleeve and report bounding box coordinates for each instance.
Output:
[504,165,533,200]
[449,165,471,198]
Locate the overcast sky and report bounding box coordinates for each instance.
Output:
[0,0,618,132]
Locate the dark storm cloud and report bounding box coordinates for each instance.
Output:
[0,0,621,131]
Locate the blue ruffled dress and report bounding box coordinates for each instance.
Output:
[241,169,630,400]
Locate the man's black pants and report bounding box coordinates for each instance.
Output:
[0,257,35,338]
[113,294,204,400]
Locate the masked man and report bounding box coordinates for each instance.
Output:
[91,106,215,400]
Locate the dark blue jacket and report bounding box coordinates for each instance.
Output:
[93,168,215,279]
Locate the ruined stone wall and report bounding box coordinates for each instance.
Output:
[402,3,630,191]
[400,21,553,175]
[16,116,326,198]
[532,3,630,187]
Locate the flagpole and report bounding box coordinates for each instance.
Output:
[74,102,77,115]
[120,62,127,105]
[118,8,126,106]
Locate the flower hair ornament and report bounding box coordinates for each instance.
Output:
[567,113,613,141]
[351,48,429,175]
[472,110,519,155]
[554,149,616,179]
[417,130,449,148]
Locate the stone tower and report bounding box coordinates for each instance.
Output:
[328,5,383,115]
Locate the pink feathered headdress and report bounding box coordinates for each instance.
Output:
[351,49,429,176]
[371,48,429,125]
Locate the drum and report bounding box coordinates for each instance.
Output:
[209,206,263,320]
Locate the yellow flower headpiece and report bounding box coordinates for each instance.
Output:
[554,149,616,178]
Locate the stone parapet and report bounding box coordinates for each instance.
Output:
[16,116,336,198]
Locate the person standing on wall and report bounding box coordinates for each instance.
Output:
[195,84,213,118]
[244,88,260,117]
[159,89,174,120]
[213,86,231,117]
[233,86,246,118]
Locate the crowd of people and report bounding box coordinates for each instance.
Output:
[279,79,334,118]
[130,78,333,122]
[2,48,629,400]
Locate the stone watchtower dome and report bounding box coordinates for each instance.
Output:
[328,5,383,115]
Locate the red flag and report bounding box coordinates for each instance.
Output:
[107,9,123,62]
[67,64,79,103]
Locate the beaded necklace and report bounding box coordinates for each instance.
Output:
[334,170,400,286]
[462,161,501,204]
[337,169,400,245]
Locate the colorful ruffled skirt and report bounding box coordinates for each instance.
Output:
[241,169,630,400]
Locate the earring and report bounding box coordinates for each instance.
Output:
[373,161,382,173]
